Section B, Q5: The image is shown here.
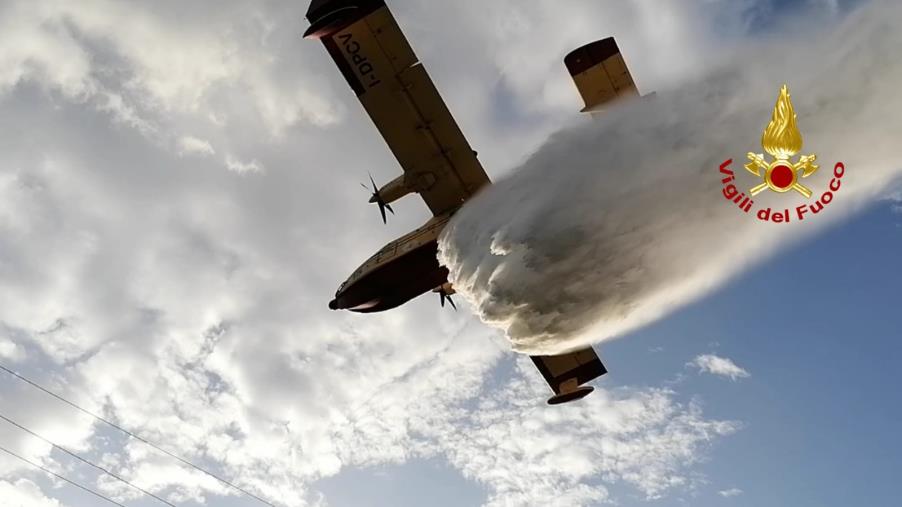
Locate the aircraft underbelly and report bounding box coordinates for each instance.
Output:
[336,240,448,312]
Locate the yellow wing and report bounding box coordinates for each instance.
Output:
[305,0,490,216]
[565,37,639,114]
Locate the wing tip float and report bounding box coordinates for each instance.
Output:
[304,0,383,39]
[531,347,607,405]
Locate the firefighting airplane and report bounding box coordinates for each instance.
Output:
[305,0,641,404]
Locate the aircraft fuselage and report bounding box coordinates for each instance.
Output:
[329,213,452,313]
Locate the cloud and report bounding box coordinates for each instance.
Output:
[0,338,24,362]
[224,154,264,174]
[177,136,215,157]
[690,354,751,381]
[719,487,744,497]
[439,359,739,504]
[0,0,341,146]
[0,479,63,507]
[331,351,738,505]
[889,191,902,214]
[439,0,902,355]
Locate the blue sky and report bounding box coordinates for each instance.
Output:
[1,0,900,506]
[618,200,902,507]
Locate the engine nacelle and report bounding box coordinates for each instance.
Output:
[371,172,438,205]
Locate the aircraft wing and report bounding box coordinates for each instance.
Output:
[305,0,490,216]
[531,347,607,404]
[565,37,639,114]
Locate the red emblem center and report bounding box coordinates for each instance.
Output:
[770,164,794,189]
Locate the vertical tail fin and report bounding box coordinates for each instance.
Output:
[565,37,639,114]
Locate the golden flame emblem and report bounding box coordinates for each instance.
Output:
[745,84,819,197]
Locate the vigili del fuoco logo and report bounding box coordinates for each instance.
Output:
[719,84,846,223]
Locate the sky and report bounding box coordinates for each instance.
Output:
[0,0,900,506]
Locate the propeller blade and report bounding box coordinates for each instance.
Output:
[439,290,457,310]
[362,173,393,224]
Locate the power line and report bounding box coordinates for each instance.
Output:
[0,362,276,507]
[0,444,127,507]
[0,412,177,507]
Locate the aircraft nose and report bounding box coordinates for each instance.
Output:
[328,299,339,310]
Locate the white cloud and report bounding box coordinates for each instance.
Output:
[224,154,263,174]
[690,354,751,381]
[719,487,744,497]
[888,191,902,214]
[0,0,341,146]
[177,136,215,157]
[0,479,63,507]
[0,339,24,361]
[0,1,96,100]
[437,360,739,504]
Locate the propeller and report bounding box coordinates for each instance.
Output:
[433,283,457,310]
[440,291,457,310]
[361,173,394,224]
